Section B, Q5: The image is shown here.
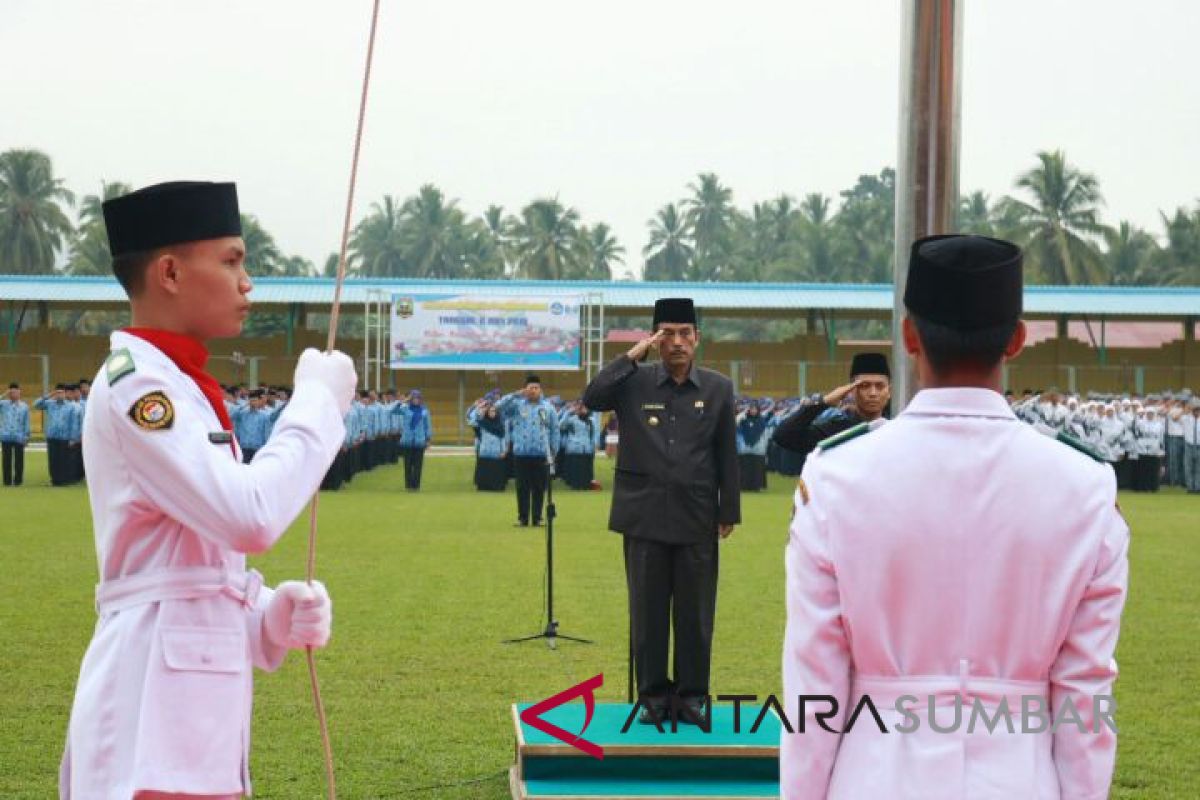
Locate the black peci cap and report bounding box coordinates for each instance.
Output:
[850,352,890,379]
[653,297,697,328]
[103,181,242,258]
[904,234,1023,331]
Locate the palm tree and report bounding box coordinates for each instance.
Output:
[1005,150,1108,284]
[240,214,282,276]
[509,197,581,280]
[1152,204,1200,286]
[643,203,693,282]
[684,172,735,280]
[277,255,315,277]
[481,204,514,276]
[0,149,75,274]
[1103,222,1159,286]
[68,181,133,276]
[399,184,468,279]
[323,252,347,278]
[831,168,895,283]
[455,218,506,279]
[349,195,407,277]
[775,193,836,282]
[958,191,996,237]
[574,223,625,280]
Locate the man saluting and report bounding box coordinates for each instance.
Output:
[583,297,740,724]
[60,182,357,800]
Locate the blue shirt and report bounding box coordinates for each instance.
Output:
[496,392,560,457]
[67,401,85,442]
[559,413,598,455]
[231,403,281,451]
[34,395,75,440]
[395,403,433,447]
[344,404,363,447]
[467,407,508,458]
[0,398,31,444]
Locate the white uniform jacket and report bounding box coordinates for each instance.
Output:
[61,332,345,799]
[782,388,1129,800]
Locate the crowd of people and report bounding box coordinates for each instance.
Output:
[725,383,1200,495]
[1009,388,1200,492]
[466,378,605,526]
[0,380,91,487]
[8,374,1198,499]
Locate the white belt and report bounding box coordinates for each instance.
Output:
[95,566,263,615]
[853,668,1048,709]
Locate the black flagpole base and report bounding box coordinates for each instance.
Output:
[504,620,593,650]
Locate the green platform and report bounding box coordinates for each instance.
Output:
[511,702,780,800]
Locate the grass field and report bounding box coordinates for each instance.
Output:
[2,449,1198,798]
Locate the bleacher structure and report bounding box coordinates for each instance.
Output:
[2,276,1199,442]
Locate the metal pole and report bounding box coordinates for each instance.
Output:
[362,299,370,390]
[457,370,466,445]
[375,297,383,391]
[893,0,964,409]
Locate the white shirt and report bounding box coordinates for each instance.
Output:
[1183,413,1198,445]
[61,332,345,798]
[1165,408,1184,436]
[783,387,1128,800]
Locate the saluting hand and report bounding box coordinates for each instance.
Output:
[627,330,665,363]
[823,380,861,407]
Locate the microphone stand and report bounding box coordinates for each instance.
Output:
[504,405,592,650]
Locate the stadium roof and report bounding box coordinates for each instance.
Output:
[2,275,1199,319]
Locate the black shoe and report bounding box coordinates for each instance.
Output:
[674,697,710,727]
[514,520,529,527]
[638,701,669,725]
[531,519,544,527]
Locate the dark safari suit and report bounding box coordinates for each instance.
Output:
[583,355,740,701]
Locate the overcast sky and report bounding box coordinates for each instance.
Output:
[4,1,1197,278]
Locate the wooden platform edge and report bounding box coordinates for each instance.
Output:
[520,744,779,759]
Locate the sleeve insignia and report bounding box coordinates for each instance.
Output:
[817,421,870,451]
[1055,431,1105,463]
[105,348,136,386]
[128,391,175,431]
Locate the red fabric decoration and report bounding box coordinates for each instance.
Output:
[124,328,233,432]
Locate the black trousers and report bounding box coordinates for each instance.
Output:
[474,457,508,491]
[402,446,425,489]
[739,454,767,491]
[624,534,719,699]
[513,456,548,523]
[47,438,69,485]
[1133,455,1162,492]
[2,442,24,486]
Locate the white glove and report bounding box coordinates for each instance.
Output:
[263,580,332,650]
[294,348,357,417]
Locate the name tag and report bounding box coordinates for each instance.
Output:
[641,403,666,410]
[208,431,233,445]
[694,401,705,409]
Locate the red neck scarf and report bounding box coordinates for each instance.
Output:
[124,328,233,432]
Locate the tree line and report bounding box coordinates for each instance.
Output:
[1,147,1196,286]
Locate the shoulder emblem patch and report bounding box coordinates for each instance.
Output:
[128,391,175,431]
[1055,431,1105,463]
[105,348,136,386]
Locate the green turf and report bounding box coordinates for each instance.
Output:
[2,451,1197,798]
